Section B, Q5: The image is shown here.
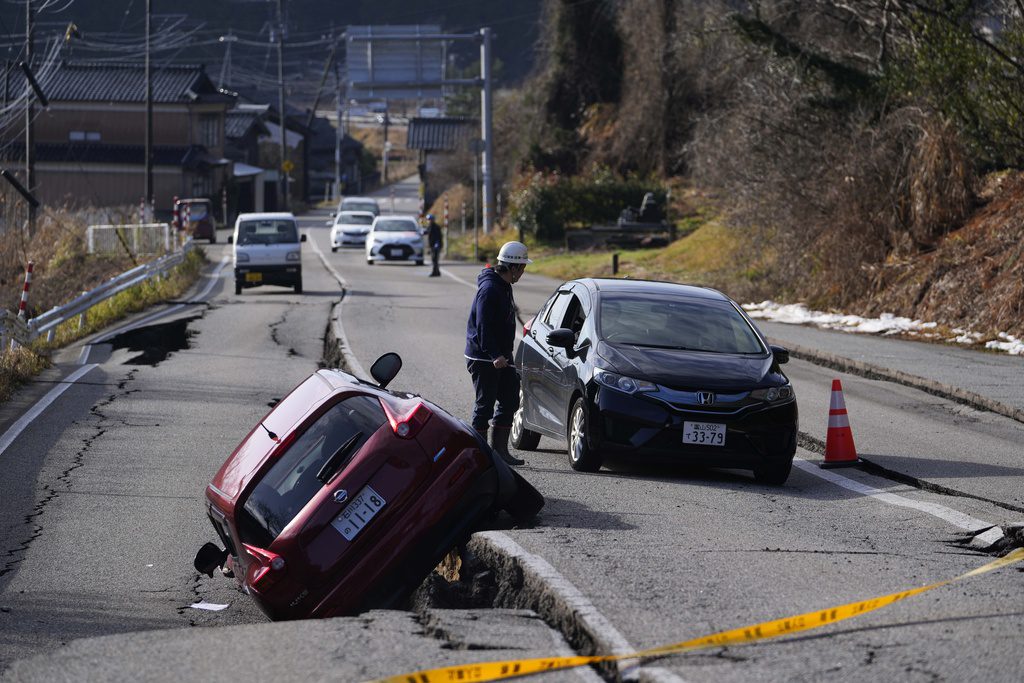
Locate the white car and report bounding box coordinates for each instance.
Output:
[337,196,381,216]
[229,212,305,295]
[366,215,425,266]
[330,210,376,251]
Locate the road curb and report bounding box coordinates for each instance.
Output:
[778,340,1024,425]
[469,531,691,683]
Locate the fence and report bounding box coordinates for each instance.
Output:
[87,223,178,256]
[1,241,195,350]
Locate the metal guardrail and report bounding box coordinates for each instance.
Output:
[1,241,195,350]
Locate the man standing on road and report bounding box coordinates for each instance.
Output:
[426,214,443,277]
[465,241,532,466]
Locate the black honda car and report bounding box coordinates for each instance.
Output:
[511,278,798,484]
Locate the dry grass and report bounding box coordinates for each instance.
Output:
[0,346,52,404]
[0,201,206,404]
[861,171,1024,338]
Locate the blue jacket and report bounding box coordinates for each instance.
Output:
[465,267,516,361]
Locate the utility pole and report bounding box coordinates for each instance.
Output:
[276,0,289,210]
[25,0,35,232]
[144,0,153,215]
[333,54,342,201]
[479,27,494,234]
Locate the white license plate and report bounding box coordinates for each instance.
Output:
[331,485,386,541]
[683,421,726,447]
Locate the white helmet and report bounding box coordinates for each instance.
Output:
[497,241,532,265]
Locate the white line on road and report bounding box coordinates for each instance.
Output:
[441,267,476,289]
[0,364,98,457]
[793,456,994,531]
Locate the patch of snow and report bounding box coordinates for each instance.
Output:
[743,301,1022,355]
[985,332,1024,355]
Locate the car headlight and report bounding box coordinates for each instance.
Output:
[593,368,657,394]
[235,252,250,263]
[750,384,794,402]
[286,251,300,261]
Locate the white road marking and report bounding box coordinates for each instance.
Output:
[305,231,370,380]
[441,267,476,289]
[793,457,994,531]
[0,364,98,457]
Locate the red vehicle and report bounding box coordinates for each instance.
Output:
[194,353,543,620]
[175,198,217,243]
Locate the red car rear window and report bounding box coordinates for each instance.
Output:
[237,395,386,547]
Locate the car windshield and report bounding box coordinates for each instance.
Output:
[237,395,386,547]
[338,213,374,225]
[236,219,298,245]
[374,219,418,232]
[599,294,766,354]
[186,203,209,220]
[342,201,378,214]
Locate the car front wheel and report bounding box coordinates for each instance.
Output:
[567,398,602,472]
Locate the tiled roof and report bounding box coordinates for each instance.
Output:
[22,62,234,104]
[226,110,268,139]
[406,117,476,151]
[4,142,210,168]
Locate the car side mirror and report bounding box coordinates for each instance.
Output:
[770,345,789,364]
[546,328,575,350]
[300,234,307,242]
[227,235,233,244]
[370,352,403,389]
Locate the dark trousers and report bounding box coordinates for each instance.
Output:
[467,359,520,431]
[430,244,441,275]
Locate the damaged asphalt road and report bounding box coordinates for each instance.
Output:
[0,271,334,671]
[3,212,1024,683]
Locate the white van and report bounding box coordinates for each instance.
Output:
[229,212,306,295]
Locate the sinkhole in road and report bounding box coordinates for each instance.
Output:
[108,316,199,365]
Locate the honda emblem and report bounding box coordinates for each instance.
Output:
[697,391,715,406]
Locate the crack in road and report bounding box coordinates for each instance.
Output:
[0,370,137,579]
[797,432,1024,514]
[268,311,300,358]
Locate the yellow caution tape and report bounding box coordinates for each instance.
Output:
[370,547,1024,683]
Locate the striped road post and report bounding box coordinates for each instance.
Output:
[17,261,34,320]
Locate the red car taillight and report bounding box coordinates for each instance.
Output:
[242,543,286,591]
[523,316,535,336]
[381,400,433,439]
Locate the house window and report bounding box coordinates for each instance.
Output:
[69,131,101,142]
[199,115,220,148]
[192,174,213,197]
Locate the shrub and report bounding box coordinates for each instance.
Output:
[507,168,666,242]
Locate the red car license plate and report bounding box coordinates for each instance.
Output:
[331,485,386,541]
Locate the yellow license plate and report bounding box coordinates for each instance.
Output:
[245,272,262,283]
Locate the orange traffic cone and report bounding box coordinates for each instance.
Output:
[820,379,860,468]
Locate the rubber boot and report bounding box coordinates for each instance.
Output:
[490,425,524,466]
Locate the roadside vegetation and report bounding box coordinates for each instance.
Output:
[439,1,1024,342]
[0,200,206,402]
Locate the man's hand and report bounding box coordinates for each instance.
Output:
[492,356,509,369]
